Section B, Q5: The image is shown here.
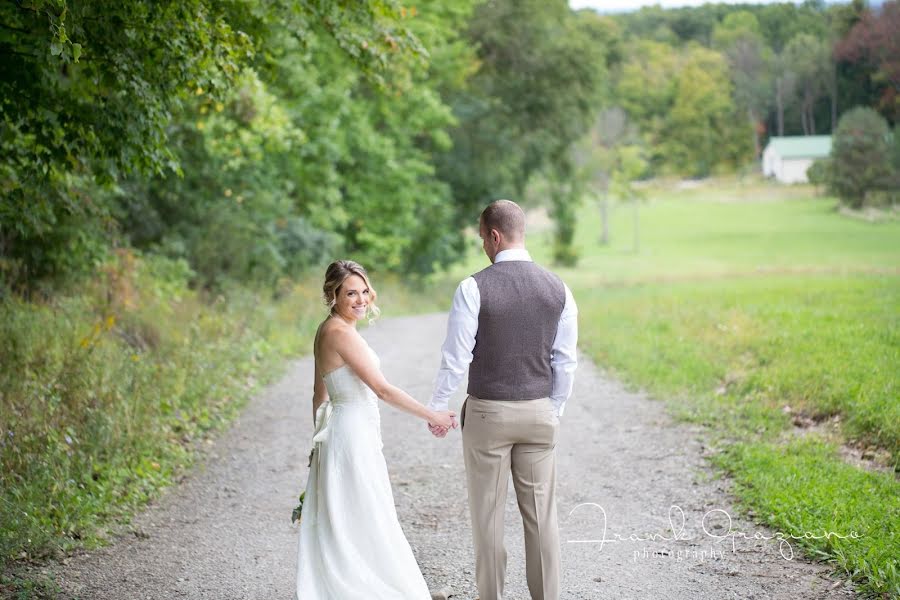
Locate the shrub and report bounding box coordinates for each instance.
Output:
[806,158,829,195]
[826,107,894,209]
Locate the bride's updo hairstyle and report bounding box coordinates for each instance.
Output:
[322,260,381,321]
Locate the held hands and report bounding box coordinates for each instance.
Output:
[427,411,458,438]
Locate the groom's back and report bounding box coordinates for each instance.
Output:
[468,261,565,401]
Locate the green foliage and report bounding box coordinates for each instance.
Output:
[116,67,341,288]
[437,0,610,265]
[609,0,891,146]
[0,0,457,291]
[712,11,773,158]
[892,124,900,183]
[0,250,322,565]
[0,237,456,570]
[292,490,306,525]
[716,439,899,596]
[548,175,581,267]
[664,45,748,176]
[614,40,678,171]
[0,0,252,288]
[826,106,894,209]
[781,33,832,136]
[615,40,750,176]
[0,570,60,599]
[609,145,648,201]
[806,158,830,192]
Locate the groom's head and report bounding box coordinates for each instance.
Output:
[479,199,526,263]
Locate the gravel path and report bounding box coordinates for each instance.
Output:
[56,313,852,599]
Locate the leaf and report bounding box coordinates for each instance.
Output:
[50,42,63,57]
[72,43,82,62]
[291,490,306,524]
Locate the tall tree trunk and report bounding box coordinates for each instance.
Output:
[599,194,609,245]
[749,108,760,158]
[632,197,639,254]
[829,62,838,131]
[775,78,785,136]
[809,103,816,135]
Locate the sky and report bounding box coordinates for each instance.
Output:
[569,0,797,12]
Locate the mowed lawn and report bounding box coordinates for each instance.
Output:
[443,177,899,596]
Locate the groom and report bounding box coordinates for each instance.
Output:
[427,199,578,600]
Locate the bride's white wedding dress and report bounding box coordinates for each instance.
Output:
[295,344,431,599]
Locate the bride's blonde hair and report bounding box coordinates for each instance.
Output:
[322,260,380,322]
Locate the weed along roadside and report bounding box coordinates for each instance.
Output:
[0,258,450,597]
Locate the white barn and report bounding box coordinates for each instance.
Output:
[762,136,832,184]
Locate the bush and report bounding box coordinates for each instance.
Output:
[826,107,894,209]
[0,251,321,565]
[806,158,829,194]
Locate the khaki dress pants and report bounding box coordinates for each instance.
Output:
[461,395,560,600]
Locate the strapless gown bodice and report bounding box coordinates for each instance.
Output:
[322,345,379,407]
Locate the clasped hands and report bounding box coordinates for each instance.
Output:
[427,411,458,438]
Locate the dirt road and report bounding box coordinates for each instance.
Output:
[56,314,851,599]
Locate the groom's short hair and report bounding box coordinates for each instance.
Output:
[480,199,525,241]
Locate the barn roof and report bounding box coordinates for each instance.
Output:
[765,136,832,159]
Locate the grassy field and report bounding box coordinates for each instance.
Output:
[444,176,899,596]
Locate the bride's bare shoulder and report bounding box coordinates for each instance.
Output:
[316,318,357,349]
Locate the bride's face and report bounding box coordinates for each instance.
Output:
[334,274,371,322]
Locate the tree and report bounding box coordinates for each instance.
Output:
[437,0,609,266]
[582,106,634,245]
[615,39,679,170]
[712,11,774,159]
[782,33,832,135]
[0,1,248,288]
[773,52,799,137]
[0,0,433,290]
[609,145,648,253]
[664,45,745,176]
[826,107,894,209]
[835,0,900,122]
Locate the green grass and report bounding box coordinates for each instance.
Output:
[577,275,899,454]
[715,439,899,597]
[443,176,900,595]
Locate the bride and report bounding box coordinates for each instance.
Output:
[295,260,457,599]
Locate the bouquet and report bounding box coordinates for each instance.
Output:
[292,402,329,524]
[291,490,306,524]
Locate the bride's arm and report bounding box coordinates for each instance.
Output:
[333,329,455,427]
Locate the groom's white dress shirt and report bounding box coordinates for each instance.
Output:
[429,248,578,417]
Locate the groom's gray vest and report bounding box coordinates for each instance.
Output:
[467,260,566,401]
